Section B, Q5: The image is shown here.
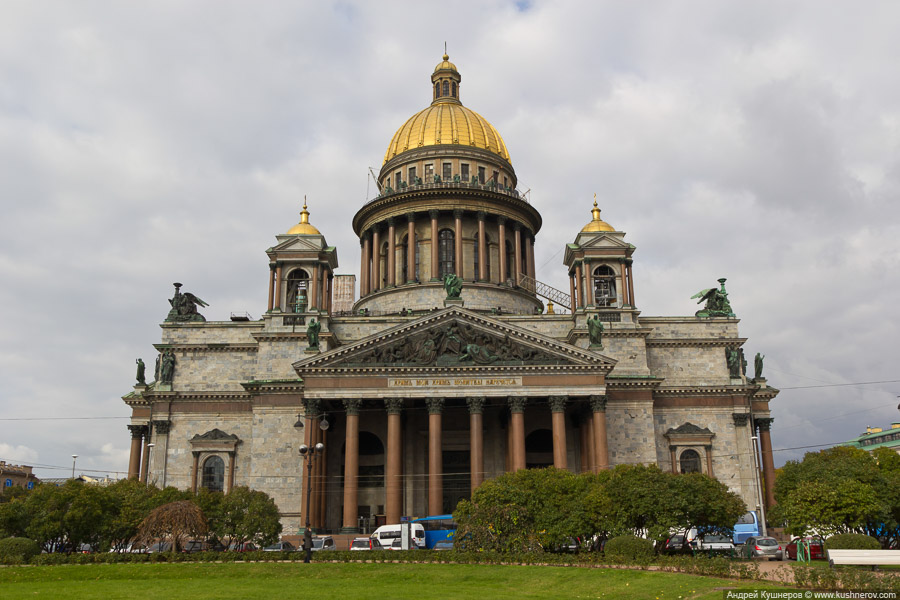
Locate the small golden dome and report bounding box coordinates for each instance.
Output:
[434,54,458,73]
[581,196,615,233]
[286,198,322,235]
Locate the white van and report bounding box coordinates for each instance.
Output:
[371,523,426,550]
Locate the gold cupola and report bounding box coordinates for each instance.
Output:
[383,54,510,164]
[286,198,321,235]
[581,196,615,233]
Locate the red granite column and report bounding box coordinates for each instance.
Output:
[569,273,577,311]
[757,418,777,510]
[384,398,404,524]
[274,263,283,310]
[426,397,444,516]
[498,217,507,284]
[477,212,487,282]
[513,224,522,286]
[467,397,485,492]
[191,451,200,492]
[626,258,636,308]
[574,263,584,309]
[549,396,568,469]
[371,228,381,292]
[590,395,609,471]
[342,399,361,532]
[127,425,144,480]
[361,235,370,296]
[267,265,275,312]
[526,233,536,280]
[319,265,328,311]
[387,218,396,287]
[310,264,320,311]
[508,397,527,472]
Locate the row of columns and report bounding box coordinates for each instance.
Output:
[570,258,635,309]
[358,211,537,296]
[337,395,610,531]
[266,263,334,313]
[127,421,170,485]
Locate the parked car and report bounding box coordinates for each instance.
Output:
[432,540,454,551]
[664,534,686,554]
[741,536,783,561]
[349,537,383,551]
[183,540,225,553]
[782,537,825,561]
[263,541,296,552]
[227,542,258,552]
[146,542,172,553]
[390,537,419,550]
[310,536,336,551]
[693,534,735,554]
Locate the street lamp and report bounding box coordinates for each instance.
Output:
[299,441,325,564]
[750,435,768,537]
[71,455,78,479]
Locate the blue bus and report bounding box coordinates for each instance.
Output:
[732,511,761,545]
[412,515,457,549]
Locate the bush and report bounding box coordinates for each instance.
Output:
[603,535,654,562]
[0,536,40,564]
[825,533,880,551]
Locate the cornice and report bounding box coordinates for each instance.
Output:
[653,385,755,397]
[644,337,747,348]
[153,343,258,353]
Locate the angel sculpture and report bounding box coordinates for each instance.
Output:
[691,278,735,318]
[165,282,209,322]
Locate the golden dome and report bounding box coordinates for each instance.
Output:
[434,54,457,73]
[383,54,510,164]
[581,196,615,233]
[286,198,321,235]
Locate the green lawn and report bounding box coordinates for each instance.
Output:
[0,562,788,600]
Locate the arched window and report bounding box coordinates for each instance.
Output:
[442,81,450,97]
[452,82,457,98]
[438,229,455,277]
[287,268,310,313]
[434,82,439,99]
[679,449,701,474]
[505,241,515,283]
[473,232,491,281]
[380,241,389,289]
[201,456,225,492]
[401,233,420,283]
[26,481,34,490]
[593,265,617,306]
[3,479,11,487]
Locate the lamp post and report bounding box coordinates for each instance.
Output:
[750,435,768,537]
[146,443,155,487]
[299,441,324,564]
[71,454,78,479]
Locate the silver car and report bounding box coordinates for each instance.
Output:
[743,536,783,561]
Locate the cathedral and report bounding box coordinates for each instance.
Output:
[123,54,778,535]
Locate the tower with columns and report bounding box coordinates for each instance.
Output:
[123,54,778,538]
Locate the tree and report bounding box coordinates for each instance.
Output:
[668,472,746,549]
[598,464,681,545]
[214,486,282,548]
[137,500,208,553]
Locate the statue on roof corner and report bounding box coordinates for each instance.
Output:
[443,273,462,299]
[165,282,209,322]
[691,278,735,318]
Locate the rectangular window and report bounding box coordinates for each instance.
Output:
[492,170,499,182]
[425,163,434,181]
[504,176,509,188]
[461,163,469,181]
[442,162,452,181]
[395,172,401,189]
[478,166,485,184]
[408,166,417,183]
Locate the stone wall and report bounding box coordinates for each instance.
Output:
[172,349,259,392]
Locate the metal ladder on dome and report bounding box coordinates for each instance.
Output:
[517,274,572,311]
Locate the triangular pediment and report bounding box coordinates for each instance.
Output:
[580,233,630,249]
[293,307,616,374]
[271,235,326,253]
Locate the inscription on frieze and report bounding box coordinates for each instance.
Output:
[388,377,522,388]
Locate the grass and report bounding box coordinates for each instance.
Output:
[0,562,791,600]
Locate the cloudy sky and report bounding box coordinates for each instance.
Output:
[2,1,898,480]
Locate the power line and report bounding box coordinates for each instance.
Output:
[778,379,900,390]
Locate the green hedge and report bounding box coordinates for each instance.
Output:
[603,535,654,562]
[824,533,881,551]
[0,537,41,564]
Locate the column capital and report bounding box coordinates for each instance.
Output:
[192,450,201,458]
[732,413,750,427]
[513,222,522,232]
[476,210,486,222]
[406,212,416,222]
[452,208,464,219]
[755,417,774,432]
[508,396,527,413]
[303,397,321,418]
[269,263,277,271]
[152,420,171,435]
[548,395,568,413]
[466,396,486,414]
[429,209,440,220]
[127,424,148,438]
[362,230,372,241]
[425,397,445,415]
[589,394,608,412]
[343,398,362,416]
[384,397,405,415]
[386,217,395,227]
[497,215,507,225]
